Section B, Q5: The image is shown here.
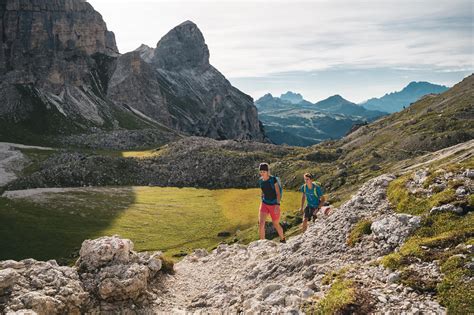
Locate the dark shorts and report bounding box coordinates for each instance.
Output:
[304,205,318,220]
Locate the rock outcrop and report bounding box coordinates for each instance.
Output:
[0,0,140,143]
[0,236,165,314]
[6,137,298,190]
[108,21,266,141]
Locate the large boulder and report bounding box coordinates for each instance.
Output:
[371,214,421,246]
[76,236,134,271]
[0,259,88,315]
[0,236,164,314]
[77,236,163,311]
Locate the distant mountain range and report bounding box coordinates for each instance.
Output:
[360,81,449,113]
[256,81,449,146]
[255,93,386,146]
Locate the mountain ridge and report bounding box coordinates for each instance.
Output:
[361,81,449,113]
[255,92,386,146]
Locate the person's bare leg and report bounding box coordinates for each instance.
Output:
[259,211,266,240]
[302,218,308,232]
[272,219,285,240]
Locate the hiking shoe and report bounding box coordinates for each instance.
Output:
[280,238,286,244]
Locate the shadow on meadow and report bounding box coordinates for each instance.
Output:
[0,187,137,265]
[0,186,303,264]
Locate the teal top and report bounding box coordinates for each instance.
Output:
[300,182,323,207]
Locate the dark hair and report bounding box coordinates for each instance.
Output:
[259,163,269,171]
[304,172,313,179]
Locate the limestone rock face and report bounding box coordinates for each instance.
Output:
[108,21,267,142]
[0,236,164,314]
[0,0,126,136]
[0,259,88,314]
[0,0,117,75]
[0,1,266,146]
[152,20,210,72]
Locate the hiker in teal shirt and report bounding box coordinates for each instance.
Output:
[299,173,326,232]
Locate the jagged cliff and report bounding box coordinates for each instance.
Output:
[108,21,266,141]
[0,1,266,146]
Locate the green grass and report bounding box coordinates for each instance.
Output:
[437,255,474,314]
[380,212,474,269]
[303,266,375,314]
[381,163,474,314]
[0,187,302,263]
[303,278,356,315]
[387,175,457,215]
[16,148,56,176]
[346,219,372,247]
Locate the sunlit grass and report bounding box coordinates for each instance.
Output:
[0,187,302,263]
[120,150,160,158]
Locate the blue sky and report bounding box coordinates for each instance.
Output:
[88,0,473,103]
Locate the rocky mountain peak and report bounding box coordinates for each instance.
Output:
[326,94,346,102]
[152,20,210,71]
[1,0,118,65]
[134,44,155,63]
[280,91,303,104]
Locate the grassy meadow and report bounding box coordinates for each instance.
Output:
[0,187,303,263]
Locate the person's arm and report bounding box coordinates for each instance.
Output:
[300,192,306,211]
[317,186,326,208]
[274,182,281,205]
[318,195,327,208]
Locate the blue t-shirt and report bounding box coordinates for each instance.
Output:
[300,182,323,207]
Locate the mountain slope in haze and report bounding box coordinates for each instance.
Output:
[280,91,304,104]
[255,93,386,146]
[361,81,449,113]
[314,94,386,119]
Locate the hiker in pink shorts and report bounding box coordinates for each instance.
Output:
[258,163,286,243]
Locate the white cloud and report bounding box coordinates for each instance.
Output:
[87,0,473,100]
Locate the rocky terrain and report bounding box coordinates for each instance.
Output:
[6,137,300,190]
[5,74,473,196]
[3,168,471,313]
[0,142,54,187]
[152,174,452,314]
[0,0,265,148]
[0,235,167,314]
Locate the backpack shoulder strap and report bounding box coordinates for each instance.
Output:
[312,181,322,198]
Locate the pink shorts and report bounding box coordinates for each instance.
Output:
[259,203,281,221]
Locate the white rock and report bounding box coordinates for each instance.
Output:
[261,283,282,299]
[77,235,133,270]
[429,204,463,215]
